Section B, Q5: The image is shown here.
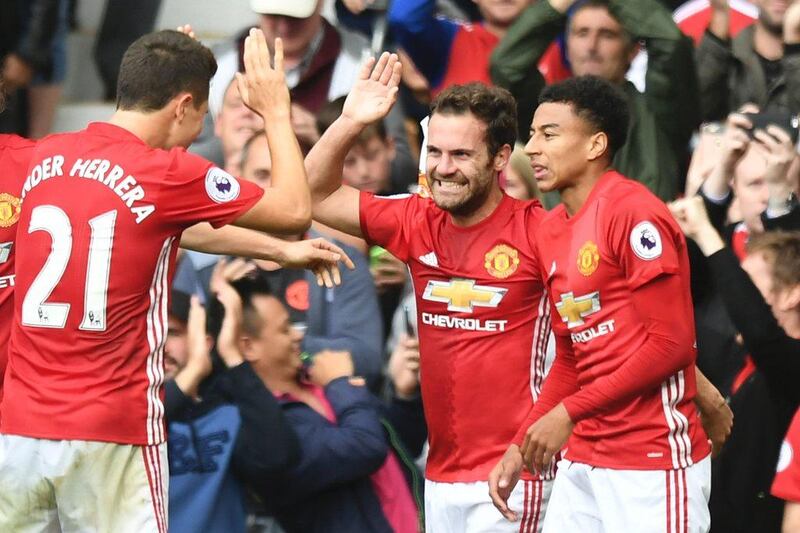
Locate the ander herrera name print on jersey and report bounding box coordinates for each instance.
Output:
[21,156,155,223]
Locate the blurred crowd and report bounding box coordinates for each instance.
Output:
[3,0,800,532]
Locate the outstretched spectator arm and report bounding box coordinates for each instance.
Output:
[671,196,800,403]
[695,0,744,122]
[387,0,459,89]
[489,0,567,91]
[610,0,701,162]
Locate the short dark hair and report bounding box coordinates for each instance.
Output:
[231,274,274,338]
[117,30,217,112]
[316,96,388,144]
[538,75,629,159]
[430,83,517,157]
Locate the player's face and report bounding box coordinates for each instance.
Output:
[216,81,264,169]
[525,102,598,193]
[241,134,273,189]
[426,112,500,217]
[342,136,395,194]
[475,0,532,27]
[164,315,188,380]
[245,295,304,372]
[567,6,636,84]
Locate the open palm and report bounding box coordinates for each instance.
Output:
[342,52,403,126]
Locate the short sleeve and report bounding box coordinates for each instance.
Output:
[773,409,800,503]
[358,191,423,263]
[156,149,264,229]
[603,194,681,290]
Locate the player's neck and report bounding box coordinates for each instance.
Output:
[560,168,608,217]
[449,185,504,228]
[108,110,170,149]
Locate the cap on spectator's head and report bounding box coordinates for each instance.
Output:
[250,0,317,18]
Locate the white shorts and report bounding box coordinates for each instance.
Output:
[425,478,553,533]
[543,457,711,533]
[0,434,168,533]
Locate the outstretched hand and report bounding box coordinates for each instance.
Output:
[277,237,356,288]
[342,52,402,127]
[236,29,290,119]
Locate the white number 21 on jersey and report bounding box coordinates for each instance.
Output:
[22,206,116,330]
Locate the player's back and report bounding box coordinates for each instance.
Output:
[1,122,261,445]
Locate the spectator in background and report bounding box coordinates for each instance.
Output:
[194,0,417,193]
[239,130,386,389]
[502,143,541,203]
[697,108,800,257]
[697,0,800,122]
[216,78,264,177]
[774,407,800,533]
[226,276,425,533]
[0,0,67,137]
[491,0,700,201]
[164,284,300,533]
[671,197,800,533]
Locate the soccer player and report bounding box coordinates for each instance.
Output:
[491,76,712,532]
[0,28,314,531]
[306,55,554,532]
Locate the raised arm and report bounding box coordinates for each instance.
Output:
[305,52,402,238]
[231,30,311,234]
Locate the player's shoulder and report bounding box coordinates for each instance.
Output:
[0,134,36,152]
[598,171,671,218]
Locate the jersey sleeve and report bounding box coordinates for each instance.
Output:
[603,192,681,290]
[155,149,264,230]
[773,408,800,503]
[358,191,421,263]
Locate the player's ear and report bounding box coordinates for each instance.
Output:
[174,93,194,122]
[777,283,800,312]
[586,131,608,162]
[493,144,512,172]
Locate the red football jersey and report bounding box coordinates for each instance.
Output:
[360,192,553,482]
[1,122,263,445]
[535,171,710,470]
[0,134,36,411]
[773,408,800,502]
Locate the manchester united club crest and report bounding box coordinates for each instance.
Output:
[484,244,520,279]
[577,241,600,277]
[0,193,21,228]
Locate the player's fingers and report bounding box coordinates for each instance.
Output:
[234,72,250,105]
[243,31,256,76]
[314,270,325,287]
[371,52,390,81]
[320,268,334,288]
[766,124,792,145]
[272,37,283,73]
[314,239,356,269]
[359,56,376,81]
[390,60,403,88]
[378,53,398,85]
[332,264,342,286]
[252,29,269,73]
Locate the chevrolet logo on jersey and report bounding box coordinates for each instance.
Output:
[556,291,601,328]
[422,279,507,313]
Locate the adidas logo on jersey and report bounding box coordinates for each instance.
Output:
[419,252,439,268]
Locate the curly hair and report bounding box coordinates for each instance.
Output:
[538,75,629,159]
[430,82,517,157]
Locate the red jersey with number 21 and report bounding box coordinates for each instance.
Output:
[535,171,709,470]
[360,191,553,482]
[1,122,263,445]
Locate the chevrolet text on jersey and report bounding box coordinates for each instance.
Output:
[21,157,155,223]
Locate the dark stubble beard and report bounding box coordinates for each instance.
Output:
[760,10,783,36]
[431,164,496,218]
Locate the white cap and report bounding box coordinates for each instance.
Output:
[249,0,318,18]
